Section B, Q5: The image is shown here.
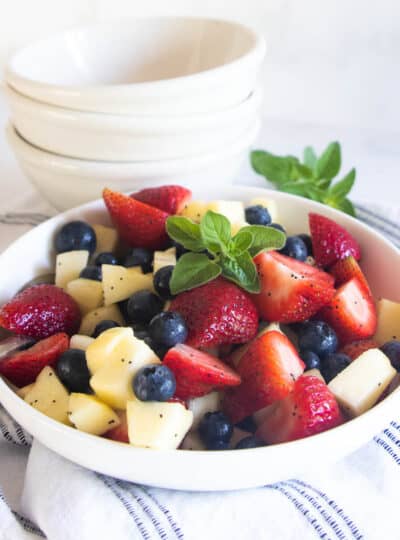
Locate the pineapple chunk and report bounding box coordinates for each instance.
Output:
[68,393,120,435]
[55,250,89,289]
[207,201,245,225]
[187,392,221,429]
[153,247,176,274]
[17,383,35,398]
[375,298,400,345]
[70,334,95,351]
[79,304,125,336]
[180,200,208,222]
[248,197,278,223]
[328,349,396,417]
[126,398,193,449]
[102,265,154,305]
[66,278,103,314]
[93,224,118,254]
[24,367,70,424]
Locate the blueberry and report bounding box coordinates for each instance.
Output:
[126,291,164,325]
[381,340,400,371]
[132,325,150,341]
[56,349,91,393]
[144,336,169,360]
[298,234,313,256]
[148,311,188,348]
[133,364,176,401]
[92,320,120,338]
[123,248,153,273]
[199,412,233,450]
[235,416,257,433]
[298,320,338,359]
[153,266,174,300]
[300,350,321,370]
[80,265,102,281]
[245,205,271,226]
[94,252,118,266]
[55,221,96,254]
[279,236,308,261]
[321,353,351,383]
[235,435,264,449]
[269,223,286,234]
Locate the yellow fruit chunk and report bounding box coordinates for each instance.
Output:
[79,304,125,336]
[55,250,89,289]
[93,224,118,254]
[102,265,154,306]
[66,278,103,314]
[69,334,95,351]
[153,247,176,274]
[375,298,400,345]
[25,367,70,424]
[68,393,120,435]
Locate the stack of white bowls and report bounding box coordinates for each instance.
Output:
[5,17,265,210]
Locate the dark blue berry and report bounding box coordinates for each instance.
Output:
[153,266,174,300]
[235,416,257,433]
[381,340,400,372]
[132,325,149,341]
[300,350,321,370]
[55,221,96,254]
[143,336,168,359]
[56,349,91,393]
[80,265,102,281]
[235,435,264,449]
[92,320,120,338]
[298,320,338,359]
[321,353,351,383]
[298,234,313,256]
[279,236,308,261]
[123,248,153,273]
[199,412,233,450]
[269,223,286,234]
[94,252,118,266]
[148,311,188,348]
[126,290,164,325]
[133,364,176,401]
[171,240,189,259]
[245,205,271,226]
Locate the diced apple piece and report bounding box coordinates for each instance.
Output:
[180,432,206,450]
[55,250,89,289]
[248,197,278,223]
[303,369,325,381]
[93,224,118,254]
[102,265,154,305]
[66,278,103,314]
[126,399,193,450]
[328,348,396,417]
[187,392,221,429]
[24,367,70,424]
[68,393,120,435]
[180,200,208,222]
[207,201,245,224]
[153,247,176,274]
[375,298,400,345]
[69,334,95,351]
[79,304,125,336]
[17,383,35,398]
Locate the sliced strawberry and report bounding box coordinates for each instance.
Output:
[103,188,169,250]
[319,277,377,345]
[131,185,192,215]
[340,338,378,360]
[0,285,81,339]
[163,344,241,400]
[105,411,129,443]
[223,331,305,423]
[256,375,342,444]
[252,251,335,323]
[330,256,371,296]
[309,213,361,267]
[0,333,69,387]
[169,277,258,348]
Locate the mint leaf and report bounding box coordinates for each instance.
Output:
[240,225,286,257]
[229,231,253,255]
[220,252,260,293]
[331,198,356,217]
[166,216,205,252]
[251,150,292,185]
[328,168,356,199]
[169,253,221,294]
[293,162,313,179]
[303,146,317,170]
[315,141,341,180]
[200,210,231,254]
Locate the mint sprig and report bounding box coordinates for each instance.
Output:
[166,211,285,295]
[251,141,356,216]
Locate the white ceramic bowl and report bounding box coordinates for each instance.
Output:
[0,185,399,491]
[5,18,266,115]
[6,85,262,161]
[6,123,260,210]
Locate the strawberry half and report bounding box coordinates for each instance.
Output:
[163,344,241,400]
[256,375,342,444]
[309,213,361,267]
[169,277,258,348]
[103,188,169,250]
[0,333,69,387]
[0,285,81,339]
[319,277,377,345]
[330,256,371,296]
[223,330,305,423]
[131,185,192,215]
[252,251,335,323]
[340,338,378,360]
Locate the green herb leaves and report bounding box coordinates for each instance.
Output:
[166,211,285,295]
[250,141,356,216]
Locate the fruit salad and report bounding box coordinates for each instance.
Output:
[0,185,399,452]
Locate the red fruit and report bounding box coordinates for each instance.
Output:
[309,213,361,268]
[169,278,258,348]
[252,251,335,323]
[340,338,378,360]
[0,333,69,387]
[319,278,377,345]
[223,331,305,423]
[256,375,342,444]
[163,344,241,400]
[0,285,81,339]
[131,185,192,215]
[105,411,129,443]
[330,256,371,296]
[103,188,169,250]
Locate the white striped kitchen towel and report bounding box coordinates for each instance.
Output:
[0,202,399,540]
